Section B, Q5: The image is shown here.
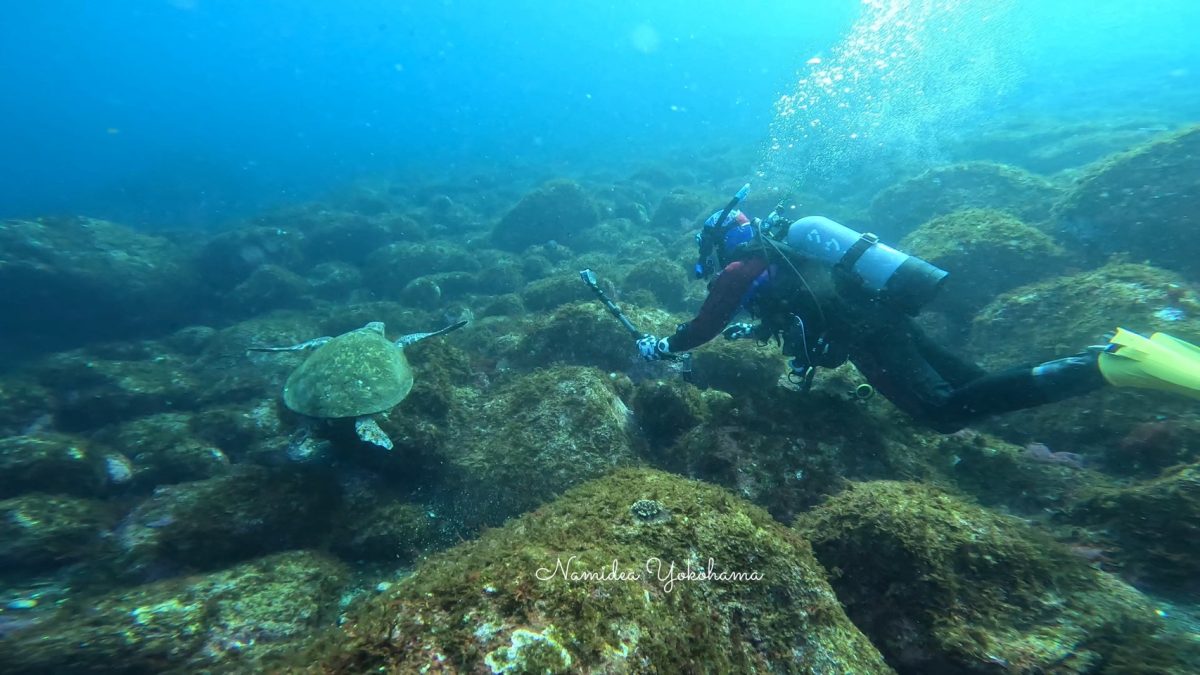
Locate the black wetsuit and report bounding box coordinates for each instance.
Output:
[669,248,1106,433]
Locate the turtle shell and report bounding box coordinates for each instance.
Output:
[282,328,413,418]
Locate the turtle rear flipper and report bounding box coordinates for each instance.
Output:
[247,336,333,353]
[395,319,469,348]
[355,416,394,450]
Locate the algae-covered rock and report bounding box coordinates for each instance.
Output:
[662,373,921,522]
[622,259,688,310]
[869,162,1062,239]
[899,209,1073,317]
[0,493,117,570]
[936,429,1116,514]
[37,351,200,431]
[490,179,599,251]
[631,378,712,447]
[445,366,638,525]
[0,433,115,498]
[227,263,313,314]
[363,241,481,295]
[965,263,1200,455]
[688,338,786,398]
[519,274,594,311]
[0,550,349,674]
[302,468,893,673]
[1053,125,1200,276]
[967,262,1200,364]
[515,301,678,372]
[330,496,443,563]
[0,217,204,355]
[797,480,1179,673]
[116,465,337,577]
[307,261,364,300]
[648,188,713,230]
[954,118,1179,175]
[194,224,307,290]
[0,375,52,437]
[1065,462,1200,592]
[94,413,231,488]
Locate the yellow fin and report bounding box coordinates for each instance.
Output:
[1098,328,1200,400]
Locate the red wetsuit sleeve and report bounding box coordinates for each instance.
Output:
[669,257,768,352]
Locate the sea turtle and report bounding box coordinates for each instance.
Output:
[248,319,467,450]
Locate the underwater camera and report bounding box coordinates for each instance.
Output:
[783,216,947,315]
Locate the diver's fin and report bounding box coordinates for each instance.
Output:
[1097,328,1200,400]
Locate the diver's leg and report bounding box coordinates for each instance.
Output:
[854,321,1107,431]
[940,351,1107,422]
[910,323,987,387]
[851,325,960,429]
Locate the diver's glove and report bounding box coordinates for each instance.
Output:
[637,335,672,361]
[722,322,756,340]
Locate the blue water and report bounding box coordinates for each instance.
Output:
[0,0,1197,226]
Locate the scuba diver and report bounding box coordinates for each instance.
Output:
[636,185,1200,433]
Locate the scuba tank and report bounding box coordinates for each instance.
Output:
[780,216,947,316]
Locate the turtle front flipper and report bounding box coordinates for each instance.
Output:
[246,336,333,353]
[395,319,469,348]
[355,416,394,450]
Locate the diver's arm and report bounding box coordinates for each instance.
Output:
[668,257,768,352]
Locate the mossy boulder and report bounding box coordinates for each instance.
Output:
[0,550,349,674]
[966,263,1200,455]
[957,118,1180,175]
[116,465,337,578]
[515,301,678,372]
[1052,125,1200,276]
[444,366,638,525]
[519,274,594,311]
[0,433,117,498]
[688,339,786,398]
[1065,462,1200,592]
[301,468,893,673]
[0,493,117,570]
[37,351,200,432]
[194,224,307,290]
[869,162,1062,239]
[294,210,400,265]
[94,413,231,488]
[935,429,1116,514]
[0,375,52,437]
[491,179,599,251]
[307,261,364,300]
[649,188,713,230]
[330,496,444,563]
[662,376,923,522]
[622,259,688,310]
[227,263,314,315]
[0,217,204,355]
[899,209,1073,318]
[797,481,1178,673]
[363,241,481,295]
[630,378,714,447]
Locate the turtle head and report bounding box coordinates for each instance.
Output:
[362,322,386,335]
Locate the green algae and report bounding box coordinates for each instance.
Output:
[0,550,349,674]
[1052,124,1200,275]
[796,480,1180,673]
[870,161,1063,237]
[0,493,117,570]
[1065,461,1200,592]
[445,366,638,526]
[299,468,893,673]
[900,208,1072,316]
[491,179,600,251]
